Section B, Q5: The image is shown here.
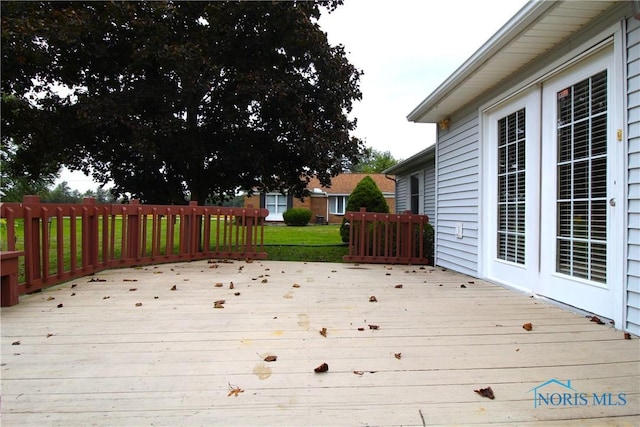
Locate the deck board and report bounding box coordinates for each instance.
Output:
[2,260,639,426]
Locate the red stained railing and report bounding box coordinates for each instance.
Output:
[0,196,268,303]
[343,208,430,265]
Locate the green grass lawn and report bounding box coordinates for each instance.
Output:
[262,224,347,262]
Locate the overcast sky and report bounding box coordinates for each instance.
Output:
[59,0,528,192]
[319,0,528,161]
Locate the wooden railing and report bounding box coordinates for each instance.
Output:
[343,208,431,265]
[0,196,268,305]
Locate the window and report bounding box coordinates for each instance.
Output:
[410,175,420,214]
[329,196,348,215]
[555,70,607,283]
[497,108,526,264]
[266,194,287,215]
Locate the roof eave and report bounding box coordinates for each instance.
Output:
[406,0,554,124]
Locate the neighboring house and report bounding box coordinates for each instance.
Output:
[394,1,639,334]
[243,173,395,224]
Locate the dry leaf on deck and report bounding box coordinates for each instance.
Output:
[214,300,225,308]
[394,353,402,360]
[261,278,268,283]
[460,284,467,288]
[129,288,137,291]
[47,333,54,338]
[47,297,55,301]
[589,316,605,325]
[227,383,244,397]
[103,296,110,300]
[88,277,106,282]
[57,303,64,308]
[135,302,142,307]
[170,285,177,291]
[395,284,403,289]
[319,327,327,337]
[292,283,300,288]
[522,323,533,331]
[357,327,365,331]
[124,279,138,282]
[11,340,20,345]
[353,371,364,376]
[229,282,234,289]
[624,332,632,340]
[71,284,77,288]
[474,386,495,400]
[264,355,278,362]
[369,296,377,302]
[368,324,380,330]
[314,362,329,373]
[215,282,223,287]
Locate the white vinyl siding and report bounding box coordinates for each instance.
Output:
[395,175,408,212]
[436,113,480,276]
[626,17,640,334]
[424,161,436,228]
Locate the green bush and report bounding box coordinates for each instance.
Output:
[340,176,389,242]
[283,208,312,226]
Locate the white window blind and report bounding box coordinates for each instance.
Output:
[555,70,607,283]
[497,108,526,264]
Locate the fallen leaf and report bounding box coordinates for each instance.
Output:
[47,297,55,301]
[124,279,138,282]
[129,288,137,291]
[103,296,110,300]
[227,383,244,397]
[522,323,533,331]
[319,327,327,337]
[264,355,278,362]
[394,352,402,360]
[154,296,159,299]
[135,302,142,307]
[353,371,364,376]
[70,292,76,296]
[474,387,495,400]
[314,362,329,373]
[292,283,300,288]
[214,300,225,308]
[88,277,106,282]
[245,258,254,263]
[57,303,64,308]
[368,324,380,330]
[234,292,241,296]
[624,332,632,340]
[589,316,605,325]
[215,282,223,287]
[357,327,365,331]
[395,284,403,288]
[468,281,475,284]
[385,273,391,276]
[229,282,235,289]
[71,284,77,289]
[369,296,377,302]
[11,340,20,346]
[170,285,177,291]
[261,279,268,283]
[460,284,467,288]
[46,333,54,338]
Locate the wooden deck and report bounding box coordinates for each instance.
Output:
[1,260,639,426]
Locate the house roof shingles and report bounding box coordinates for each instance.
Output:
[307,174,394,195]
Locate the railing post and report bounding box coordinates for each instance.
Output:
[22,195,42,286]
[245,204,254,254]
[82,198,99,270]
[126,200,141,260]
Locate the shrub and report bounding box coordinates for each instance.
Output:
[340,176,389,242]
[283,208,312,226]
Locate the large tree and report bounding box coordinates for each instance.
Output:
[1,1,363,204]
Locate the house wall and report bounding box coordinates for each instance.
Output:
[436,113,480,276]
[626,16,640,334]
[395,175,408,212]
[424,162,436,227]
